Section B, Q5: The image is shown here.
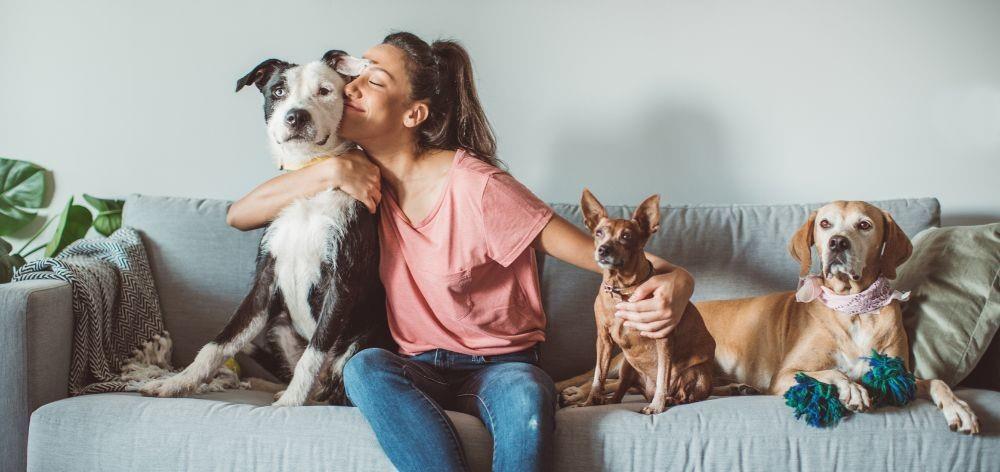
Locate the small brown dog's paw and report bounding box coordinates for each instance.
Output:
[640,404,666,415]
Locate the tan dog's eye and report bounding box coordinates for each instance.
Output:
[819,219,831,229]
[858,221,872,230]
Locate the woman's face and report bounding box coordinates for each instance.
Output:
[339,44,421,145]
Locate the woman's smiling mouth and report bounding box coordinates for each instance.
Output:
[345,101,365,113]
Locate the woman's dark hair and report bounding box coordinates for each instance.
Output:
[382,32,501,168]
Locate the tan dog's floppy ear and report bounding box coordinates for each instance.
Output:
[632,194,661,235]
[879,210,913,279]
[580,189,607,232]
[789,211,817,277]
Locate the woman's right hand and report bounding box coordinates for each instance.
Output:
[322,149,382,213]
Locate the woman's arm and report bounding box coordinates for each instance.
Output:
[226,150,381,231]
[532,215,695,339]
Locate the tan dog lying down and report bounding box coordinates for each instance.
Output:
[558,201,979,434]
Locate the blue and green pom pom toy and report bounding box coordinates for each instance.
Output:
[784,351,915,428]
[860,350,916,408]
[784,372,848,427]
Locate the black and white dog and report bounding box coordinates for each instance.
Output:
[140,51,394,406]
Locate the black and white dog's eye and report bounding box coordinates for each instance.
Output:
[318,87,331,96]
[273,87,286,98]
[858,221,872,230]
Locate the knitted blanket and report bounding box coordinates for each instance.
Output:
[13,226,244,395]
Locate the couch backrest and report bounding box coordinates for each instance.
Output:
[123,194,940,377]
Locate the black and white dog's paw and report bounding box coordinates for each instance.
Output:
[139,376,195,398]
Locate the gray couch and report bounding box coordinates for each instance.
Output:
[2,194,997,471]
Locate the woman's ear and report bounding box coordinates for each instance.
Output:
[789,211,817,277]
[402,101,430,129]
[879,210,913,279]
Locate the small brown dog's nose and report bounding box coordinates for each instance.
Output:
[597,245,611,257]
[828,235,850,251]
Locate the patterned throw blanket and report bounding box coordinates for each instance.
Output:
[13,227,244,395]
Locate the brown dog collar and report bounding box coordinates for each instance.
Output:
[601,260,656,302]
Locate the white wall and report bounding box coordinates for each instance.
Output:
[2,0,998,249]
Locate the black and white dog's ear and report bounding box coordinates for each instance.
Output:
[322,50,370,77]
[235,59,291,93]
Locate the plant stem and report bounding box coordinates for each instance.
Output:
[15,217,55,255]
[21,243,47,258]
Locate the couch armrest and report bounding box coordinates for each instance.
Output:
[0,279,73,472]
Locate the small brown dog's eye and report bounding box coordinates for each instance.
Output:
[858,221,872,230]
[621,232,632,241]
[595,229,604,238]
[819,219,831,229]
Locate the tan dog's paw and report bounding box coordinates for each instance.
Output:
[139,377,194,398]
[560,386,586,406]
[575,395,606,408]
[835,379,871,412]
[942,398,980,434]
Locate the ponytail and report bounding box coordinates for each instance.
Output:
[382,32,501,168]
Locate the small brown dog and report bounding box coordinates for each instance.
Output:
[574,190,715,414]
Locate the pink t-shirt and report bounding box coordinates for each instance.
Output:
[378,149,554,356]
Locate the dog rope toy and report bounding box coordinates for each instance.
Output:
[783,350,916,427]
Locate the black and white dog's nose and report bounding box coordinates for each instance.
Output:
[285,108,310,127]
[828,235,850,252]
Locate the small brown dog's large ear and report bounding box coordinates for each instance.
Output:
[789,211,817,277]
[879,210,913,279]
[580,189,607,232]
[632,194,661,235]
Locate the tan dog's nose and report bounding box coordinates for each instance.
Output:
[828,235,850,252]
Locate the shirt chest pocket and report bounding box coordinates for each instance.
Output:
[416,269,475,320]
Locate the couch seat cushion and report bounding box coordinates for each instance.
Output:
[28,391,492,472]
[554,389,1000,470]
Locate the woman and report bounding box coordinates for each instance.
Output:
[227,32,694,472]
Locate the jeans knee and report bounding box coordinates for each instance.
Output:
[343,348,396,397]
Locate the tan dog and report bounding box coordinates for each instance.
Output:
[559,201,980,433]
[573,190,715,414]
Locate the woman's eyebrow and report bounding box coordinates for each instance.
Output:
[368,66,393,80]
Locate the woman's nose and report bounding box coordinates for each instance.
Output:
[344,78,361,99]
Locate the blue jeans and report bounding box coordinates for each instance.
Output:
[343,345,556,472]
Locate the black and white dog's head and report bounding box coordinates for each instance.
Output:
[236,50,369,170]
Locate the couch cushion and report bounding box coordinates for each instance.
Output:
[539,198,940,380]
[896,223,1000,387]
[122,194,265,367]
[29,389,998,471]
[554,389,999,470]
[28,391,493,472]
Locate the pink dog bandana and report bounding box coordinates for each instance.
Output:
[796,276,910,316]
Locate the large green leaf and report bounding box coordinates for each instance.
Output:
[0,237,26,283]
[83,194,125,236]
[0,157,47,236]
[45,197,93,257]
[0,197,36,236]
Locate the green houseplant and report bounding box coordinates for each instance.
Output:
[0,156,124,283]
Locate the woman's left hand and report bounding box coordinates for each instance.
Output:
[613,269,694,339]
